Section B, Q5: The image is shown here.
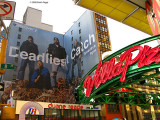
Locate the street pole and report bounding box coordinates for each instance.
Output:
[0,16,9,36]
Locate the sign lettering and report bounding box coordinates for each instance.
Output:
[83,45,160,97]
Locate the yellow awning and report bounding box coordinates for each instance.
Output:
[75,0,152,35]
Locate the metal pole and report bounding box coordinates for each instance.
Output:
[0,16,9,36]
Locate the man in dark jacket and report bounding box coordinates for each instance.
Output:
[71,39,82,78]
[17,36,39,85]
[47,37,66,88]
[31,60,51,89]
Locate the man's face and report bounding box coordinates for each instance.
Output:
[37,61,43,69]
[74,40,77,45]
[54,39,59,45]
[28,37,32,42]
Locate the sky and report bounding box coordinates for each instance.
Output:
[2,0,158,54]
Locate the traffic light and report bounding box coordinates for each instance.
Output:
[0,37,7,75]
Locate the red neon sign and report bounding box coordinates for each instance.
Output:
[48,103,83,109]
[83,45,160,97]
[146,0,160,35]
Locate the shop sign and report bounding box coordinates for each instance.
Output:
[28,108,37,115]
[83,45,160,97]
[48,103,83,109]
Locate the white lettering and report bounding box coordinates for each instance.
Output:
[53,58,60,66]
[71,48,75,59]
[46,53,49,64]
[76,47,81,56]
[20,51,28,59]
[89,34,95,44]
[84,40,89,49]
[9,46,18,57]
[29,53,36,61]
[81,42,84,52]
[50,55,53,64]
[70,34,96,59]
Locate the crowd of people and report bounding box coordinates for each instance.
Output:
[17,36,82,89]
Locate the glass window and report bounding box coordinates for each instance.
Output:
[96,17,99,22]
[17,42,20,46]
[98,33,101,38]
[72,37,73,41]
[19,27,22,32]
[97,25,100,29]
[25,115,38,120]
[81,70,84,75]
[16,49,19,54]
[104,28,107,32]
[71,30,73,35]
[101,19,103,24]
[107,104,120,113]
[79,29,81,34]
[102,27,105,31]
[44,109,61,120]
[12,75,16,80]
[78,22,80,27]
[14,66,17,71]
[98,18,101,23]
[81,61,83,66]
[64,109,78,120]
[79,36,81,41]
[15,57,18,63]
[17,34,21,39]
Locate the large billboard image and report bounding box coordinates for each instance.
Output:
[1,10,101,104]
[1,21,73,103]
[64,11,100,82]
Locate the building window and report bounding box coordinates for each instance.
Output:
[79,36,81,41]
[16,49,19,54]
[98,33,101,38]
[104,28,107,32]
[107,104,120,113]
[14,66,17,71]
[81,70,84,75]
[78,22,80,27]
[17,34,21,39]
[72,44,73,48]
[97,25,100,29]
[96,17,99,22]
[101,19,103,24]
[103,20,106,24]
[79,29,81,34]
[17,42,20,46]
[81,61,83,66]
[13,75,17,80]
[98,18,101,23]
[72,37,73,41]
[15,57,18,63]
[71,30,73,35]
[19,27,22,32]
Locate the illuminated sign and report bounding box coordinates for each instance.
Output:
[146,0,160,35]
[83,45,160,97]
[28,108,37,115]
[48,103,83,109]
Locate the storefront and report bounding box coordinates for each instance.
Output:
[15,100,101,120]
[25,109,101,120]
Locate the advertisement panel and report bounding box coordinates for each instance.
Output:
[64,10,100,84]
[1,11,100,104]
[2,21,72,103]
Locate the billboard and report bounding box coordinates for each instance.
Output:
[2,21,73,103]
[64,10,100,83]
[1,10,100,104]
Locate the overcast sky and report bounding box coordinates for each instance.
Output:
[3,0,157,54]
